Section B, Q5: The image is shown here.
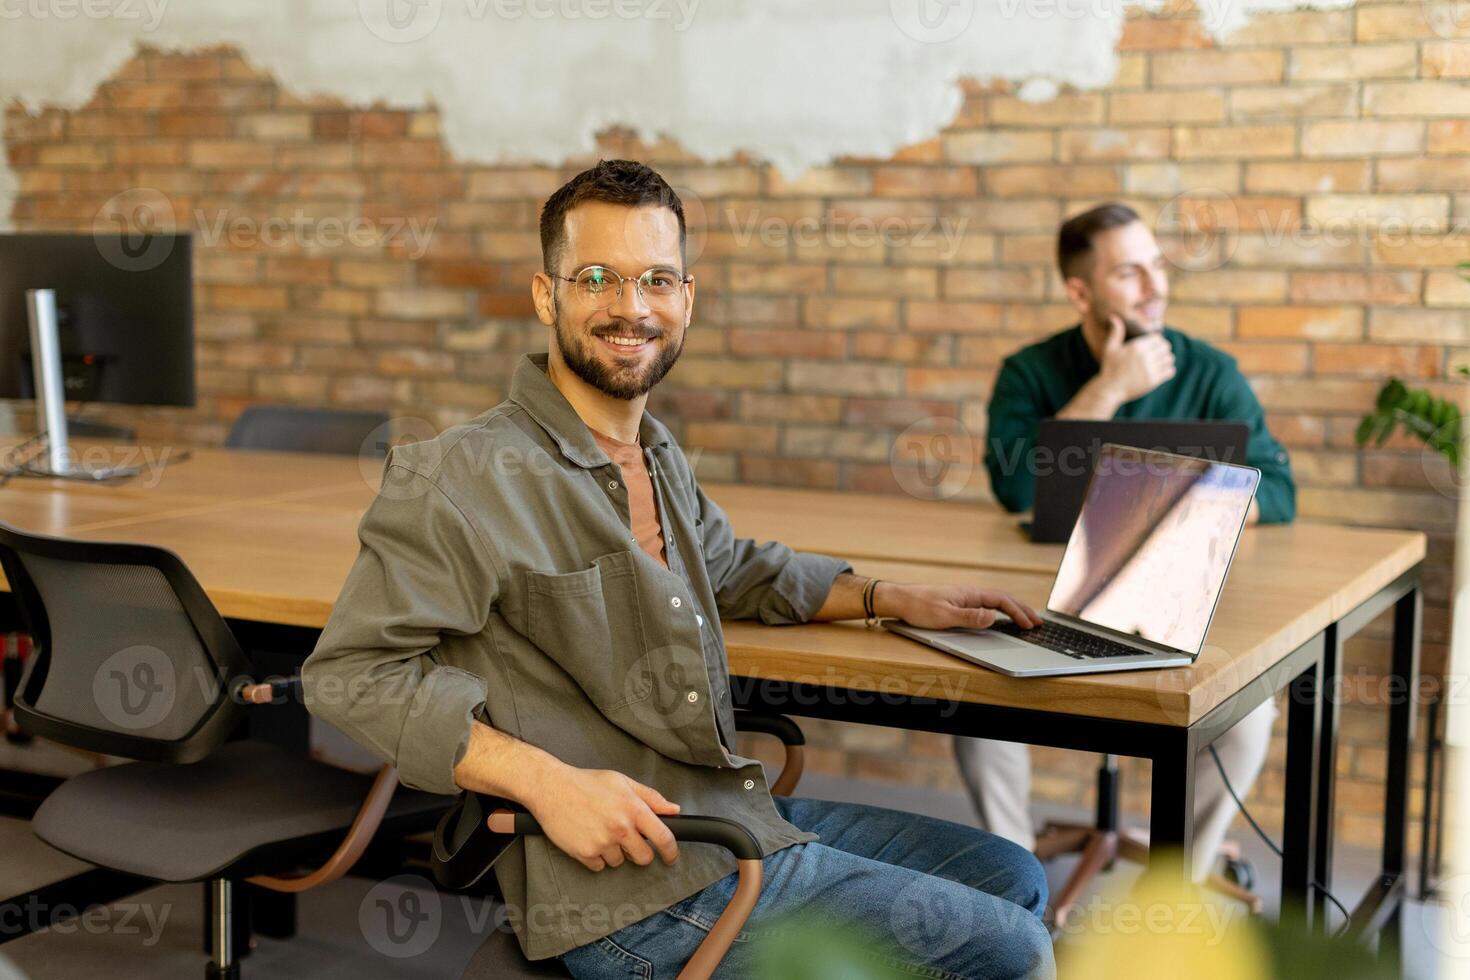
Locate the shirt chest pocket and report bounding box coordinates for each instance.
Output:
[525,551,652,710]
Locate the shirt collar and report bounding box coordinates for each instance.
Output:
[1068,323,1100,377]
[508,352,672,468]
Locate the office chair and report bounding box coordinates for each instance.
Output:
[0,520,451,978]
[225,405,390,456]
[442,712,807,980]
[1034,754,1260,927]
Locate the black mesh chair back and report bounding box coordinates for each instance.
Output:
[226,405,390,456]
[0,521,252,764]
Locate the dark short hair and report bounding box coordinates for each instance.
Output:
[538,160,686,275]
[1056,203,1142,281]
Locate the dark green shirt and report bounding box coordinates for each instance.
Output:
[984,325,1296,524]
[302,353,850,959]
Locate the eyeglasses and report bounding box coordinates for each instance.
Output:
[551,265,693,310]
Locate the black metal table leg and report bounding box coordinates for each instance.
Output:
[1313,623,1341,928]
[1282,655,1322,933]
[1148,729,1197,881]
[1378,586,1421,961]
[1419,692,1441,901]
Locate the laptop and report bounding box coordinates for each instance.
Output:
[887,444,1260,677]
[1027,419,1249,543]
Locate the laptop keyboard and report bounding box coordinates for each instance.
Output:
[992,620,1144,660]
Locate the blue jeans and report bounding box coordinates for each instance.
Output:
[562,797,1054,979]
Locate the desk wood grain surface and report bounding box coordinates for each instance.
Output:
[0,443,1425,726]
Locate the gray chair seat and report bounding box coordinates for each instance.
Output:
[461,923,568,979]
[33,740,449,882]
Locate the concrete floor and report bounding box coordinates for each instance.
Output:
[0,410,1450,976]
[0,757,1452,978]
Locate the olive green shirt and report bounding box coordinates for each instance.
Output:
[301,353,851,959]
[985,325,1296,524]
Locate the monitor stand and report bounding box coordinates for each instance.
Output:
[22,289,138,482]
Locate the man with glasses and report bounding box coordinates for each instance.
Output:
[305,160,1055,979]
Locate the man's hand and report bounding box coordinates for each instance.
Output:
[1096,314,1175,405]
[877,582,1041,632]
[523,767,681,873]
[452,723,681,874]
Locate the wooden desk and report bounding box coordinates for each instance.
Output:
[0,444,1426,934]
[711,483,1065,575]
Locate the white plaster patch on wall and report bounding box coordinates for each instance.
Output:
[0,0,1358,230]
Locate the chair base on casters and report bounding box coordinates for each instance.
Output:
[1035,822,1263,928]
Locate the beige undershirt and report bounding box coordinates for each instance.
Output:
[590,428,668,569]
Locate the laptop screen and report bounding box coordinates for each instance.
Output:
[1046,444,1260,656]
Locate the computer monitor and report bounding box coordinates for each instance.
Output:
[0,233,195,408]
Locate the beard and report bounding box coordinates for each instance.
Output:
[1089,295,1164,339]
[553,311,685,400]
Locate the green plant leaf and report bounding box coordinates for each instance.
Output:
[1374,412,1397,446]
[1354,415,1376,447]
[1377,379,1407,411]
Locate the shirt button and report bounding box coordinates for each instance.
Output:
[695,614,704,627]
[607,480,618,491]
[670,596,682,608]
[686,691,699,703]
[743,779,755,790]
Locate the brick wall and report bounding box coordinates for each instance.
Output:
[4,1,1464,853]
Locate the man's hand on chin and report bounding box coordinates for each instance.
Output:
[877,582,1042,632]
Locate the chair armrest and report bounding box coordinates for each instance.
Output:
[487,808,763,980]
[246,764,399,893]
[733,710,805,797]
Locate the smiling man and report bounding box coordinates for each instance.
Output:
[304,161,1055,979]
[957,202,1294,885]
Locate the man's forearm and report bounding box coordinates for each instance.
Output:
[452,720,568,805]
[812,571,901,622]
[812,571,865,621]
[1055,376,1122,421]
